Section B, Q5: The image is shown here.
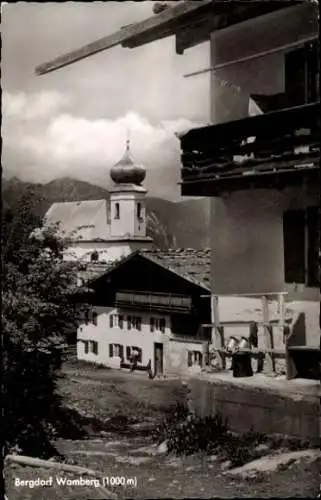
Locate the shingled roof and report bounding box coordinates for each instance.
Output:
[141,248,211,290]
[79,248,211,291]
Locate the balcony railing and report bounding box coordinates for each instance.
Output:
[115,290,193,312]
[180,102,320,196]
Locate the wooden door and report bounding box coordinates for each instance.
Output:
[154,343,163,376]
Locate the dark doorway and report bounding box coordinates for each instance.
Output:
[154,343,163,376]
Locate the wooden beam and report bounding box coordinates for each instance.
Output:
[35,0,212,75]
[261,295,275,374]
[211,294,225,369]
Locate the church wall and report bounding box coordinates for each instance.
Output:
[63,240,152,262]
[110,192,147,239]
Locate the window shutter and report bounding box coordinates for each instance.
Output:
[137,317,142,331]
[138,348,142,363]
[126,346,131,360]
[285,48,308,106]
[187,351,192,367]
[109,344,113,357]
[93,342,98,355]
[283,210,305,283]
[109,315,113,328]
[119,345,124,361]
[307,207,319,287]
[150,317,155,332]
[119,315,124,329]
[84,341,89,354]
[127,316,132,330]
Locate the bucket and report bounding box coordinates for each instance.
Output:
[238,337,250,349]
[226,336,239,352]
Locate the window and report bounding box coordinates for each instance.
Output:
[137,202,143,220]
[150,317,166,333]
[84,340,98,355]
[84,309,98,326]
[90,251,99,262]
[126,346,142,363]
[285,43,319,108]
[114,203,120,220]
[187,350,203,367]
[110,314,124,329]
[132,316,142,331]
[89,341,98,355]
[159,318,166,333]
[127,316,142,331]
[109,343,124,359]
[283,207,319,286]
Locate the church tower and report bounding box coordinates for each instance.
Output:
[109,138,149,240]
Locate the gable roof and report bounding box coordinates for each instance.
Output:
[141,248,211,290]
[80,248,211,292]
[45,200,109,241]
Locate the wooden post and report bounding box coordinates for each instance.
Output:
[261,295,275,374]
[211,294,225,369]
[278,293,286,344]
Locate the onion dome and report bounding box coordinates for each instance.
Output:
[110,139,146,185]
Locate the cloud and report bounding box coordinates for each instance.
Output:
[2,91,203,200]
[3,91,70,120]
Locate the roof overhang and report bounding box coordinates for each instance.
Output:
[84,250,211,292]
[35,0,302,75]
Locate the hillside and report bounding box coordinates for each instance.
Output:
[2,177,210,249]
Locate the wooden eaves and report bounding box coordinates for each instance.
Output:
[35,0,300,75]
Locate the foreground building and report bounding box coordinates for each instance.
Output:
[38,0,320,379]
[45,139,153,262]
[77,248,211,377]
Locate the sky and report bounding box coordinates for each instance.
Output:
[2,1,210,201]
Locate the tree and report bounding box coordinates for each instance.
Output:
[2,190,87,457]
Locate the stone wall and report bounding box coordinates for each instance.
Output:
[187,377,319,444]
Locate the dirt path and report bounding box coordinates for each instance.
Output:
[5,434,320,499]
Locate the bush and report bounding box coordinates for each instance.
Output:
[154,403,228,455]
[2,195,87,457]
[219,428,268,467]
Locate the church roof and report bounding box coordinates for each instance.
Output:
[45,199,109,241]
[80,248,211,291]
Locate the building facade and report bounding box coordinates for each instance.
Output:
[75,0,319,359]
[77,249,211,377]
[38,0,320,377]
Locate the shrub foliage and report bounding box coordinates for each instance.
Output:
[2,191,87,457]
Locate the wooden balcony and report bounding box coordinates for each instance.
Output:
[115,290,193,313]
[180,102,320,196]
